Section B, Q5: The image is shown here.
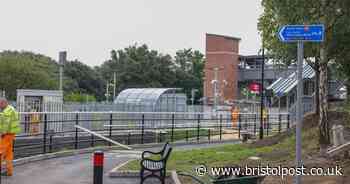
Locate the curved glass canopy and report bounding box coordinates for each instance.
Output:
[114,88,187,112]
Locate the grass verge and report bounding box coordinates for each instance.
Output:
[120,124,320,183]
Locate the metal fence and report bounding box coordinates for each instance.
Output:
[14,111,291,158]
[288,96,314,122]
[13,101,230,113]
[62,103,233,113]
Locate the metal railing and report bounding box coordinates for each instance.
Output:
[13,101,232,113]
[288,96,314,122]
[14,112,291,158]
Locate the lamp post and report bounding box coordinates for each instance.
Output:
[259,46,265,140]
[58,51,67,91]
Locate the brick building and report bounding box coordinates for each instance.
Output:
[204,33,241,105]
[203,33,344,121]
[203,33,300,106]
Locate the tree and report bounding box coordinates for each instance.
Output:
[0,51,106,101]
[258,0,350,151]
[0,46,205,105]
[173,49,205,104]
[0,51,58,100]
[99,44,176,96]
[99,45,205,103]
[64,92,96,102]
[64,60,104,100]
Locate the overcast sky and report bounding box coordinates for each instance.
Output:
[0,0,263,66]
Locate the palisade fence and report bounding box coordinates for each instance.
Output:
[14,111,291,158]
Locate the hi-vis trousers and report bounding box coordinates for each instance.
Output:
[0,134,15,176]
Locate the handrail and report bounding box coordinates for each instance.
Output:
[74,125,132,150]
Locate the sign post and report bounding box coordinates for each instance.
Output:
[296,41,303,184]
[278,24,324,184]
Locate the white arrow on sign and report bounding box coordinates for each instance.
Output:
[278,26,286,42]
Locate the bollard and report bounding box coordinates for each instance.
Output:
[93,151,104,184]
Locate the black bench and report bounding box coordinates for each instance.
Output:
[140,142,172,184]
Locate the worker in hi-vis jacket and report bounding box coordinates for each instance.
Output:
[0,98,21,176]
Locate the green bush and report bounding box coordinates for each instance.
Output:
[64,92,96,102]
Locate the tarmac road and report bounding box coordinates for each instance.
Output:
[2,141,237,184]
[2,151,140,184]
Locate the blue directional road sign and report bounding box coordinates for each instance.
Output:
[278,24,324,42]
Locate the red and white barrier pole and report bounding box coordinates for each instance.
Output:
[93,151,104,184]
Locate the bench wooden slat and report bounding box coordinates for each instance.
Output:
[142,160,164,170]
